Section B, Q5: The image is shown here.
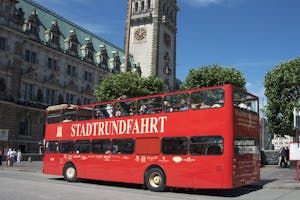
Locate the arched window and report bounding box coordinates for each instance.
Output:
[147,0,151,9]
[141,1,145,11]
[135,2,139,12]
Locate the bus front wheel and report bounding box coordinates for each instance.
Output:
[63,163,77,182]
[145,168,166,192]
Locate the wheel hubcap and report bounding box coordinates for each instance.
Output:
[149,172,161,188]
[66,167,75,179]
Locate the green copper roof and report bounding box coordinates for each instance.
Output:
[16,0,134,67]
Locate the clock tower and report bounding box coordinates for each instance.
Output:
[126,0,178,91]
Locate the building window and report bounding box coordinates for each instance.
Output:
[36,89,43,102]
[141,1,145,10]
[84,71,92,82]
[66,93,74,104]
[67,65,76,77]
[0,36,6,50]
[48,58,57,70]
[19,118,30,136]
[45,88,55,105]
[0,78,6,92]
[135,2,138,12]
[24,83,35,101]
[83,98,90,105]
[25,50,30,61]
[24,49,36,63]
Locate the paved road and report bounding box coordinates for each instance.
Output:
[1,161,300,200]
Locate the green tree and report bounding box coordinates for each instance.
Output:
[94,72,164,102]
[264,57,300,136]
[181,65,246,90]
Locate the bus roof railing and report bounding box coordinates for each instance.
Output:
[46,104,76,112]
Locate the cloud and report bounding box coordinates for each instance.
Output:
[181,0,244,8]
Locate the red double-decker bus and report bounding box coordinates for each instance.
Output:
[43,84,260,191]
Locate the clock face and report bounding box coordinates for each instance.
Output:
[134,28,147,41]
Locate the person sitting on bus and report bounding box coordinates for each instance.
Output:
[200,99,211,109]
[139,104,148,114]
[115,108,122,117]
[178,99,189,111]
[163,101,172,112]
[106,104,113,118]
[207,145,222,155]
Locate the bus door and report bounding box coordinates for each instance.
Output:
[44,141,61,175]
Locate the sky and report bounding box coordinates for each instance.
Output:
[31,0,300,104]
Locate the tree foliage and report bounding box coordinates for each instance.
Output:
[264,57,300,136]
[94,72,164,102]
[181,65,246,90]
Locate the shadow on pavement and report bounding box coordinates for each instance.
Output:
[48,177,264,197]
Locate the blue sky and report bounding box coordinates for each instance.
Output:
[31,0,300,103]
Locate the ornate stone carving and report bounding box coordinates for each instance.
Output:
[112,51,121,73]
[64,29,79,56]
[45,20,61,49]
[96,44,109,69]
[24,9,41,41]
[80,38,95,63]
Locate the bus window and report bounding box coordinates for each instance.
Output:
[94,104,113,119]
[75,140,90,154]
[91,139,111,154]
[62,108,77,122]
[45,141,59,153]
[112,138,134,154]
[164,93,190,112]
[114,100,136,117]
[162,137,188,155]
[77,106,93,121]
[137,96,163,115]
[60,141,74,154]
[190,136,223,155]
[47,110,62,124]
[234,139,259,155]
[191,89,224,110]
[233,90,258,113]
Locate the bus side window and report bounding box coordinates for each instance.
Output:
[60,141,74,154]
[112,139,134,154]
[164,93,190,112]
[114,100,136,117]
[94,104,113,119]
[138,97,162,115]
[45,141,59,153]
[75,140,90,154]
[91,139,111,154]
[190,136,223,155]
[162,137,188,155]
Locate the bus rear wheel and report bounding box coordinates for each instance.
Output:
[145,168,166,192]
[63,163,77,182]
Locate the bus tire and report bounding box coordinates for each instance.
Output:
[63,163,77,182]
[145,167,166,192]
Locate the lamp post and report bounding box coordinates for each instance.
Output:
[293,107,300,181]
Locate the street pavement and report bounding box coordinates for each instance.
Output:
[1,161,300,190]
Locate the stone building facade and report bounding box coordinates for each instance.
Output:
[0,0,134,153]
